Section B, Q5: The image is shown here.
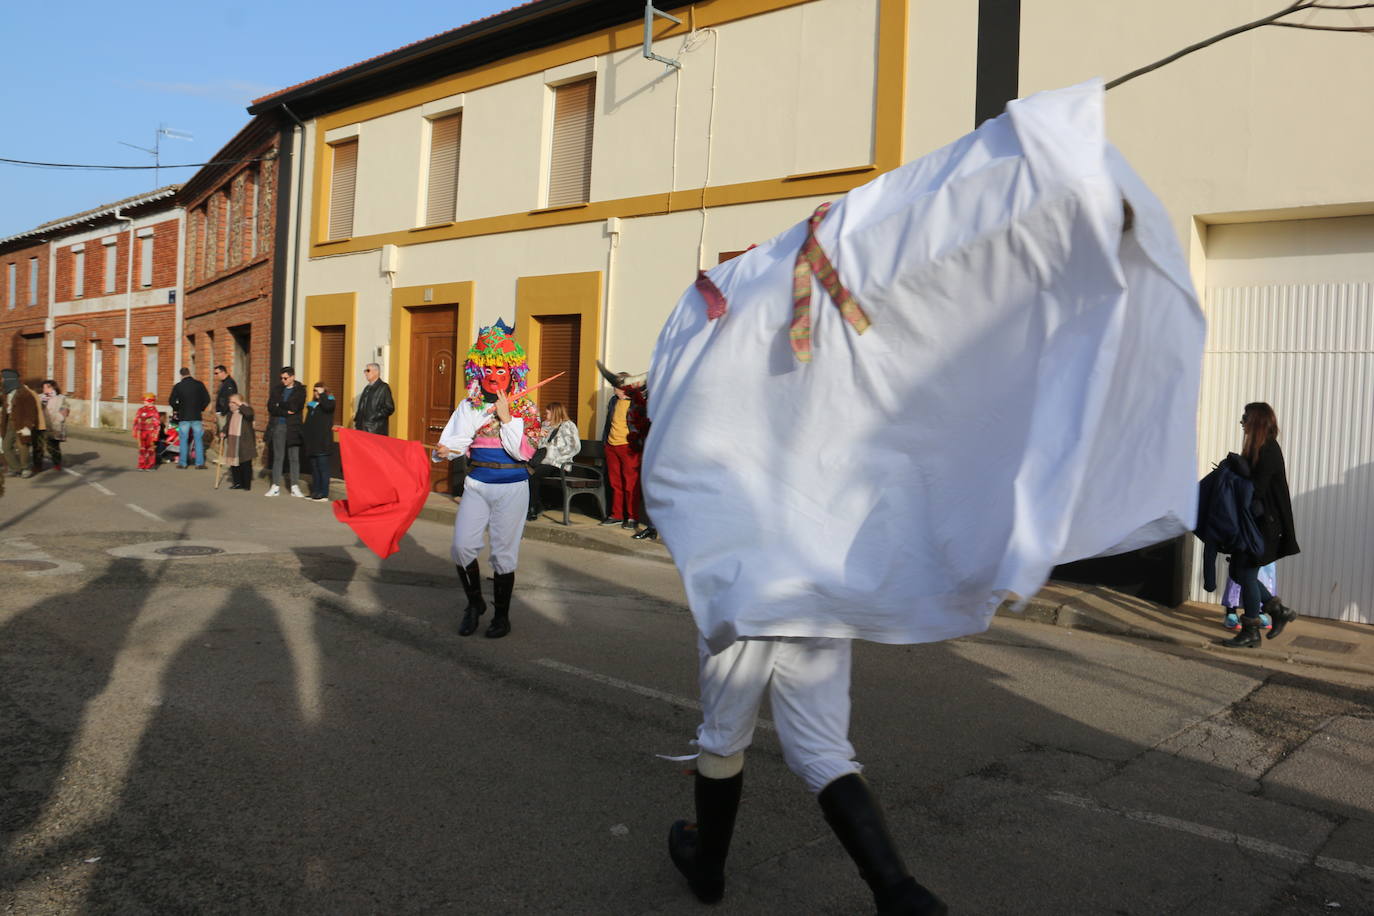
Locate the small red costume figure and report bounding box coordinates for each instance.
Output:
[131,394,161,470]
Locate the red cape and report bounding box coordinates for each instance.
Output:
[332,429,432,558]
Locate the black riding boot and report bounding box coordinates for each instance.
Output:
[1263,597,1298,640]
[669,770,744,904]
[1222,616,1263,648]
[455,560,486,637]
[486,571,514,639]
[818,773,947,916]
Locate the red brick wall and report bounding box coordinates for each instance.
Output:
[51,305,178,402]
[52,217,179,302]
[0,238,51,373]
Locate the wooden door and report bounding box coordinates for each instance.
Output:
[408,306,459,493]
[21,335,45,388]
[536,314,581,424]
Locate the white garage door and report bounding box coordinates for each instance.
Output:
[1191,215,1374,624]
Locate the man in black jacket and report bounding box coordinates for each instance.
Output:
[212,365,238,427]
[168,368,211,469]
[266,366,307,497]
[353,363,395,435]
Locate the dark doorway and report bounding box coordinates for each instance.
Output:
[407,306,458,493]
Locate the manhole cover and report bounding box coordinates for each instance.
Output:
[154,545,225,558]
[0,559,59,571]
[1290,635,1356,655]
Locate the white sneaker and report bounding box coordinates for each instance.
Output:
[265,485,280,497]
[290,485,305,498]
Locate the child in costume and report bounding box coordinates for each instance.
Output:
[131,395,161,470]
[433,320,542,639]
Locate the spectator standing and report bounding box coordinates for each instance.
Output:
[303,382,337,501]
[223,394,257,491]
[353,363,395,435]
[168,367,212,469]
[2,370,40,478]
[1222,401,1301,648]
[132,395,162,470]
[266,366,307,498]
[212,365,238,428]
[599,370,648,529]
[526,401,580,521]
[39,381,69,472]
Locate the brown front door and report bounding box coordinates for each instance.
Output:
[22,334,45,388]
[408,306,459,493]
[535,314,581,424]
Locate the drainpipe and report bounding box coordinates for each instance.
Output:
[280,104,308,368]
[114,208,135,429]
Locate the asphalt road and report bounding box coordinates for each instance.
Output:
[2,443,1372,915]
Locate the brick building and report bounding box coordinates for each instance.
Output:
[0,236,52,387]
[181,113,288,426]
[6,187,186,428]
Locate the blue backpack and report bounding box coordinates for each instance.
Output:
[1194,454,1265,556]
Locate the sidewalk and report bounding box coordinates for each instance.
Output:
[67,425,1374,679]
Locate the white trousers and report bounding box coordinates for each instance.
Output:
[452,477,529,574]
[696,636,861,794]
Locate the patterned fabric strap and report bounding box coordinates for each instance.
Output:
[696,270,729,321]
[790,201,871,362]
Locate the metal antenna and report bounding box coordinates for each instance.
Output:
[117,124,194,188]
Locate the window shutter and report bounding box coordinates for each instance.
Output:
[535,315,582,423]
[141,236,154,287]
[547,79,595,208]
[426,114,462,225]
[329,140,358,241]
[317,325,346,397]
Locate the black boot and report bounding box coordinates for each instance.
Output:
[669,770,743,904]
[1221,616,1263,649]
[455,560,486,637]
[632,526,658,541]
[818,773,947,916]
[1263,597,1298,640]
[486,571,514,639]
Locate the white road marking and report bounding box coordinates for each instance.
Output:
[125,503,165,523]
[534,658,776,733]
[88,481,115,496]
[62,467,83,478]
[1048,792,1374,881]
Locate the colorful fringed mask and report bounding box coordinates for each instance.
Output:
[464,318,531,407]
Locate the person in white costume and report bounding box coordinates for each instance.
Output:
[647,83,1204,914]
[434,320,542,639]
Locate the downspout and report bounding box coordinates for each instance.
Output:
[113,208,135,429]
[174,204,186,403]
[280,104,308,368]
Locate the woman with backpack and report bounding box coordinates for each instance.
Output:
[1223,402,1301,649]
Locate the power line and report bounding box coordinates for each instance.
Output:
[0,156,266,171]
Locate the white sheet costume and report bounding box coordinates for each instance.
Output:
[653,83,1205,912]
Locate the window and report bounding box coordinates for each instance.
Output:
[140,234,154,287]
[5,263,13,309]
[547,78,595,207]
[425,113,462,225]
[73,249,84,298]
[63,347,76,393]
[116,343,129,401]
[28,257,38,305]
[104,238,118,294]
[144,343,159,394]
[328,140,358,240]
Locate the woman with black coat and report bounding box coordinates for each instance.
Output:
[1223,402,1301,649]
[303,382,337,501]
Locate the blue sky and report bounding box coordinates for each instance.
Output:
[0,0,516,239]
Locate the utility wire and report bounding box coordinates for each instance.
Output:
[0,156,266,171]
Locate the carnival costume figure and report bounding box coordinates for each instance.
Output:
[434,320,542,639]
[132,395,162,470]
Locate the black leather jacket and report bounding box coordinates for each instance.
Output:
[353,380,395,435]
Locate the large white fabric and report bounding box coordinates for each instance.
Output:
[643,82,1205,653]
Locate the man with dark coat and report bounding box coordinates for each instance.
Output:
[353,363,395,435]
[266,366,307,498]
[169,367,212,469]
[212,365,238,426]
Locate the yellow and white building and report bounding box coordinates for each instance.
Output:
[250,0,1374,624]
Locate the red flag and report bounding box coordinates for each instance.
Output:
[332,429,433,559]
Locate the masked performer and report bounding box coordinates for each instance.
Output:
[434,320,542,639]
[646,83,1205,915]
[132,395,162,470]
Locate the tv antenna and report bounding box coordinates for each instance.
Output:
[118,124,194,188]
